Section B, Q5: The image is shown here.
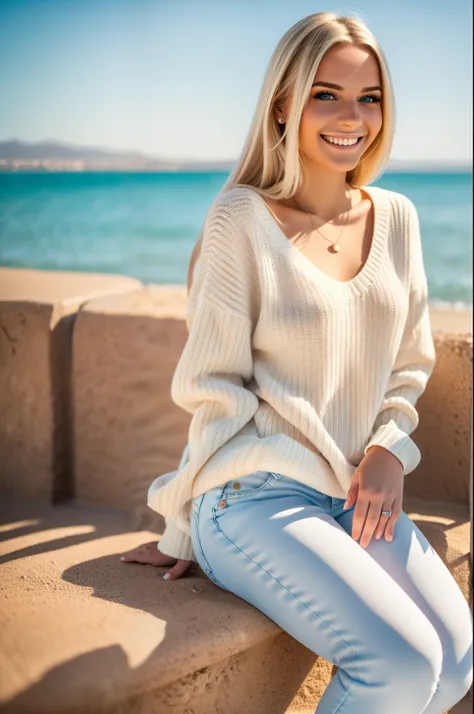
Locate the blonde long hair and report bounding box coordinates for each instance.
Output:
[186,11,395,294]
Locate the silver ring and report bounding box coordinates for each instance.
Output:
[381,510,393,517]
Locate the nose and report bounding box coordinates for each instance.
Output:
[337,98,364,124]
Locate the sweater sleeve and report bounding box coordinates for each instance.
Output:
[148,195,259,560]
[155,444,193,561]
[363,198,437,475]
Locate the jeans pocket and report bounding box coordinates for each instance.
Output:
[212,470,283,519]
[191,473,284,590]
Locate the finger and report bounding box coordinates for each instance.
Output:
[359,500,383,549]
[121,540,159,555]
[351,498,370,543]
[374,498,396,540]
[343,486,357,510]
[384,495,402,542]
[120,542,159,561]
[121,542,175,566]
[374,518,388,539]
[162,559,193,581]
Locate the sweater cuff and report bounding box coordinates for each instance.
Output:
[363,419,421,475]
[158,519,197,562]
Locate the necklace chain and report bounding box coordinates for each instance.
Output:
[292,187,353,254]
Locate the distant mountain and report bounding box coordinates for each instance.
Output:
[0,139,471,173]
[0,139,152,163]
[0,139,236,171]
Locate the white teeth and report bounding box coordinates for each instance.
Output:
[321,135,360,146]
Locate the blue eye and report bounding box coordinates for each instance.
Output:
[314,91,381,103]
[314,91,336,100]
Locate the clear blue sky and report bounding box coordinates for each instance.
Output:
[0,0,472,162]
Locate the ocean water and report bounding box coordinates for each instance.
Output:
[0,171,472,308]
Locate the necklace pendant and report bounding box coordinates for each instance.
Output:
[332,243,341,253]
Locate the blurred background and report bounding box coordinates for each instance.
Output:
[0,0,472,307]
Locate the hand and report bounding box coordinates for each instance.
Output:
[120,540,194,581]
[344,445,404,548]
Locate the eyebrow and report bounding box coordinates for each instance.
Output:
[312,81,382,92]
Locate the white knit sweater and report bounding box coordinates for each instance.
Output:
[147,184,436,562]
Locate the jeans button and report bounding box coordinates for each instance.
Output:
[217,499,227,509]
[232,482,241,490]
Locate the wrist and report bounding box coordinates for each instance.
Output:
[366,444,404,471]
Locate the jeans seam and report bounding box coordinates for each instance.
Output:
[192,493,230,590]
[332,686,352,713]
[192,496,215,578]
[211,509,360,680]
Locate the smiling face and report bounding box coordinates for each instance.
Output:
[291,43,383,172]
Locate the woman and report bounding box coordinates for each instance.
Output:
[121,11,473,712]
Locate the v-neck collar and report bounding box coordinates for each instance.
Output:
[249,184,390,299]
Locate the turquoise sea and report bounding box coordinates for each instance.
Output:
[0,171,472,308]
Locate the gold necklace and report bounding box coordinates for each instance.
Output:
[293,188,353,253]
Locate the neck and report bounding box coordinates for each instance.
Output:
[289,166,355,224]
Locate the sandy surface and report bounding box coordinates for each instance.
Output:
[429,307,472,335]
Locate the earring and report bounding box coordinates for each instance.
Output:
[278,117,285,124]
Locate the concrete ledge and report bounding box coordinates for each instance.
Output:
[0,492,471,714]
[0,269,142,502]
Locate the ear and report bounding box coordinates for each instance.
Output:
[273,99,285,125]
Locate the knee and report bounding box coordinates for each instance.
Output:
[372,630,443,698]
[396,641,443,690]
[437,608,474,705]
[437,645,473,706]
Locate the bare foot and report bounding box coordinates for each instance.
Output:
[120,540,194,580]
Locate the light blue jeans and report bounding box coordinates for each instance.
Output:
[191,469,473,713]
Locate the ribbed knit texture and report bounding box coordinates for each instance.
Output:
[150,184,437,562]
